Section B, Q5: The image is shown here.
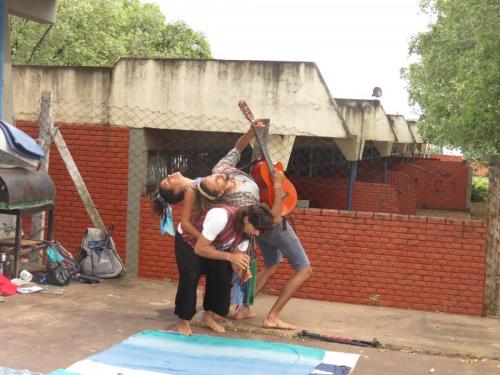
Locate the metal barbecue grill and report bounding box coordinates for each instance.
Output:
[0,167,55,277]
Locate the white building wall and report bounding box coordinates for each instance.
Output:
[14,58,351,139]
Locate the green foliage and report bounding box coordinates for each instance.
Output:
[154,21,212,59]
[471,176,489,202]
[10,0,212,67]
[402,0,500,160]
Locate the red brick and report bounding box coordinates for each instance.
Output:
[18,121,487,318]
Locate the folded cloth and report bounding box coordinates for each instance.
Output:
[0,274,17,296]
[160,203,175,236]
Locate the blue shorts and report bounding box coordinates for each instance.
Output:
[256,219,310,270]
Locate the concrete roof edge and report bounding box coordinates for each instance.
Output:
[310,63,352,138]
[7,0,56,24]
[114,57,319,65]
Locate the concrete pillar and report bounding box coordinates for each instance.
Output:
[125,128,147,276]
[30,92,52,260]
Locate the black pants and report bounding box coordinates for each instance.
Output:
[202,257,233,317]
[174,232,233,320]
[174,232,203,320]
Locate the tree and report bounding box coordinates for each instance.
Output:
[402,0,500,159]
[9,0,212,67]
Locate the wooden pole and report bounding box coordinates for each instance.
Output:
[30,92,52,245]
[53,128,106,232]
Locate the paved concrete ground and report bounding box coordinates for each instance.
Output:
[1,276,499,374]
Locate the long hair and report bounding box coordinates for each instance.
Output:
[234,204,274,234]
[150,185,185,216]
[191,180,221,220]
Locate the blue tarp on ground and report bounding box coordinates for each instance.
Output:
[50,330,359,375]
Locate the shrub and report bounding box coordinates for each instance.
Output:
[471,176,489,202]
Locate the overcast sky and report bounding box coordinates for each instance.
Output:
[145,0,430,119]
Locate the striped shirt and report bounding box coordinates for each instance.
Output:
[212,148,259,207]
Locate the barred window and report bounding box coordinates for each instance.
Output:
[287,137,347,177]
[145,129,252,193]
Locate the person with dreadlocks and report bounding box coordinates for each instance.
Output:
[185,189,275,333]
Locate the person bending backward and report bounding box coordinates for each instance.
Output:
[153,121,312,329]
[151,173,209,336]
[200,124,313,330]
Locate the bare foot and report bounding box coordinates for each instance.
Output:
[213,312,224,322]
[228,306,257,320]
[176,319,192,336]
[201,310,224,322]
[263,318,296,330]
[202,311,226,333]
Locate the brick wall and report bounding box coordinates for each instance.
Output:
[139,198,487,316]
[352,181,401,213]
[14,122,485,316]
[390,159,469,210]
[356,161,384,183]
[291,177,348,209]
[17,121,130,260]
[416,154,464,162]
[388,171,418,215]
[138,198,178,280]
[286,209,486,316]
[291,177,402,213]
